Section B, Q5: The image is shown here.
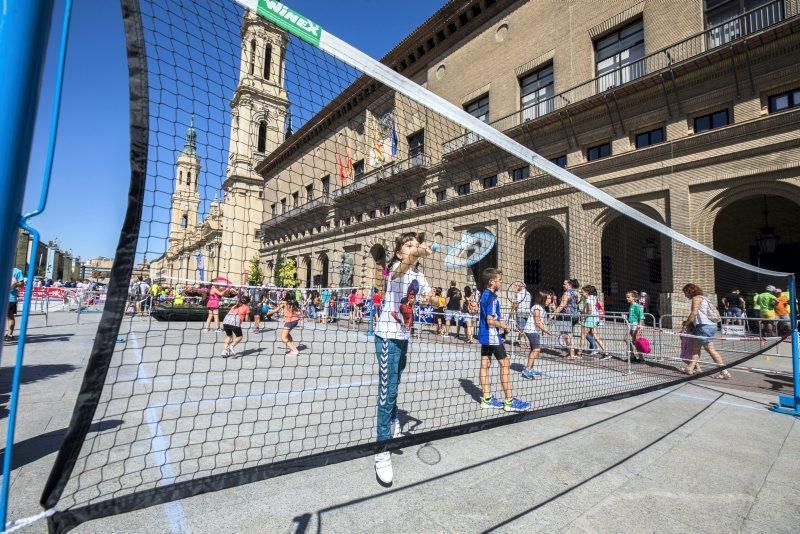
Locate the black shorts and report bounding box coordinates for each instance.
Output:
[223,325,243,337]
[481,344,507,360]
[7,301,17,318]
[525,333,541,349]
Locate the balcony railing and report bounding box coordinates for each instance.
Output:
[442,0,794,156]
[260,195,333,231]
[332,153,432,201]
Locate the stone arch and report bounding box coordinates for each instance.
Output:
[598,202,670,314]
[711,190,800,296]
[516,216,567,296]
[315,252,329,288]
[301,256,312,288]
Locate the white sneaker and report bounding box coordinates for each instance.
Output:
[391,419,402,439]
[286,349,299,356]
[222,348,230,358]
[374,452,393,485]
[203,329,209,333]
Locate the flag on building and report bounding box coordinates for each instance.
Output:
[195,251,205,282]
[390,119,399,157]
[346,142,354,175]
[374,139,385,163]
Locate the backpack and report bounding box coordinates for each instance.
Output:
[634,336,651,354]
[595,299,605,320]
[703,297,721,323]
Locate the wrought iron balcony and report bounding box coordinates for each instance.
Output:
[260,195,333,231]
[332,152,432,202]
[442,0,794,156]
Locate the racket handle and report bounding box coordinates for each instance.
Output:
[430,242,442,253]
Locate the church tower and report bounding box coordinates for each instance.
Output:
[169,119,201,244]
[219,10,290,283]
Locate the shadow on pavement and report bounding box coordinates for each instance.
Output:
[0,364,78,419]
[304,385,722,533]
[10,333,75,345]
[0,419,123,471]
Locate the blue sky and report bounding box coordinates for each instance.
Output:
[25,0,447,262]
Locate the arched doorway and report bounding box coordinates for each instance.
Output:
[369,244,387,289]
[314,253,329,288]
[713,194,800,294]
[601,216,664,314]
[523,225,566,295]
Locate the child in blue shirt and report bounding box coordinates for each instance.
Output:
[478,268,531,412]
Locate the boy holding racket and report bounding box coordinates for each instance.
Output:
[478,268,531,412]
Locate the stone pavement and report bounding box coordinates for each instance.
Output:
[1,312,798,533]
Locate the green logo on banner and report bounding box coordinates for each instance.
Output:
[257,0,322,47]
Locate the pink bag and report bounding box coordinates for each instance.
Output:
[680,335,694,363]
[634,336,651,354]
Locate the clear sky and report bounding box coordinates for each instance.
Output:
[24,0,448,262]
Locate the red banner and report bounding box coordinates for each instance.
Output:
[17,287,67,300]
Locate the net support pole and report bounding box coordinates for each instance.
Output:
[772,274,800,416]
[0,0,57,526]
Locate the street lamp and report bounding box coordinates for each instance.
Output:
[756,195,779,256]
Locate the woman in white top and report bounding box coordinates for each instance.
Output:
[373,232,433,485]
[682,283,729,378]
[521,291,554,379]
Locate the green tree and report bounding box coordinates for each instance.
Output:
[273,247,283,287]
[278,258,297,288]
[247,255,263,285]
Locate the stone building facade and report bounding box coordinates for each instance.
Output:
[252,0,800,316]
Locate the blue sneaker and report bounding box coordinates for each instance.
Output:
[480,395,504,409]
[521,369,542,379]
[503,397,531,412]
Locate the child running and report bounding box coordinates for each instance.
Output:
[478,268,531,412]
[265,290,301,355]
[221,296,251,358]
[626,290,644,361]
[581,285,610,359]
[521,291,554,379]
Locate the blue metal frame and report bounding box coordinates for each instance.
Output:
[0,0,69,527]
[772,273,800,417]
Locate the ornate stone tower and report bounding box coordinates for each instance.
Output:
[219,10,290,283]
[169,119,201,245]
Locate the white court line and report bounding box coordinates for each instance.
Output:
[130,333,192,534]
[670,389,765,411]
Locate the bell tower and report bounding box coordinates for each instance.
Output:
[219,10,290,283]
[169,118,201,244]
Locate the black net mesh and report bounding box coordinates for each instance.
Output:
[41,0,796,530]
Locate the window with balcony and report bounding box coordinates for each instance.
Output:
[693,109,729,133]
[595,19,645,92]
[587,142,612,161]
[356,213,363,223]
[416,195,426,207]
[271,203,276,218]
[306,184,314,201]
[398,200,408,211]
[457,182,471,195]
[520,64,554,121]
[408,130,425,159]
[292,192,299,208]
[704,0,782,49]
[435,189,447,202]
[483,175,498,188]
[550,155,567,168]
[768,88,800,113]
[353,160,365,180]
[464,94,489,122]
[512,166,530,181]
[381,205,391,216]
[321,175,330,197]
[634,127,665,148]
[369,209,377,219]
[280,198,287,214]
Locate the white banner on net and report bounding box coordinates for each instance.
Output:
[235,0,789,278]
